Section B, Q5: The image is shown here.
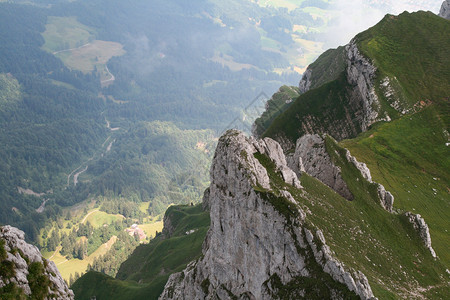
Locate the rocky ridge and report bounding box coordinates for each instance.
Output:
[288,134,353,200]
[160,130,375,299]
[344,149,394,213]
[0,225,74,299]
[405,212,437,258]
[286,133,395,213]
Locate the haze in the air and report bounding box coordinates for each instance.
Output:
[326,0,442,47]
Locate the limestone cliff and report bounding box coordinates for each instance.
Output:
[0,225,74,299]
[160,130,375,300]
[439,0,450,19]
[288,134,353,200]
[264,39,388,147]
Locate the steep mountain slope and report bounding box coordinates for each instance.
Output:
[158,11,449,300]
[160,130,448,299]
[263,11,450,148]
[263,9,450,268]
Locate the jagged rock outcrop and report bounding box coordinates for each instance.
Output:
[160,130,373,299]
[439,0,450,19]
[304,229,375,299]
[162,211,176,238]
[405,212,437,258]
[376,185,394,213]
[345,40,380,132]
[298,68,312,94]
[289,134,353,200]
[344,149,394,212]
[0,225,74,299]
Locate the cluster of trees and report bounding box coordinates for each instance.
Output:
[87,231,140,277]
[100,200,144,221]
[45,217,141,261]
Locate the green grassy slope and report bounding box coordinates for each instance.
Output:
[263,11,450,147]
[341,101,450,267]
[356,12,450,107]
[72,204,210,300]
[264,73,359,145]
[253,85,300,137]
[255,144,449,298]
[302,46,346,90]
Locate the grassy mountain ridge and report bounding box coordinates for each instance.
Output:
[254,140,448,298]
[264,11,450,146]
[257,10,449,299]
[73,10,449,299]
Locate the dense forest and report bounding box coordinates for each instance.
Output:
[0,0,333,242]
[0,3,107,240]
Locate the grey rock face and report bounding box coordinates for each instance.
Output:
[291,134,353,200]
[299,68,312,94]
[346,40,380,131]
[160,130,306,299]
[160,130,373,300]
[405,212,437,258]
[202,187,211,211]
[344,149,394,212]
[439,0,450,19]
[376,184,394,213]
[0,225,74,299]
[304,229,376,300]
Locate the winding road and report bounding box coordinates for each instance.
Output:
[65,116,120,187]
[101,65,115,84]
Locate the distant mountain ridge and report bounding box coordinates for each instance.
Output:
[262,11,450,148]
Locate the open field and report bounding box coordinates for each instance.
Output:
[82,210,124,228]
[41,16,125,82]
[139,221,164,239]
[42,16,96,53]
[55,40,125,77]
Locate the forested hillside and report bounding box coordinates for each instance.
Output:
[0,0,336,241]
[0,3,106,240]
